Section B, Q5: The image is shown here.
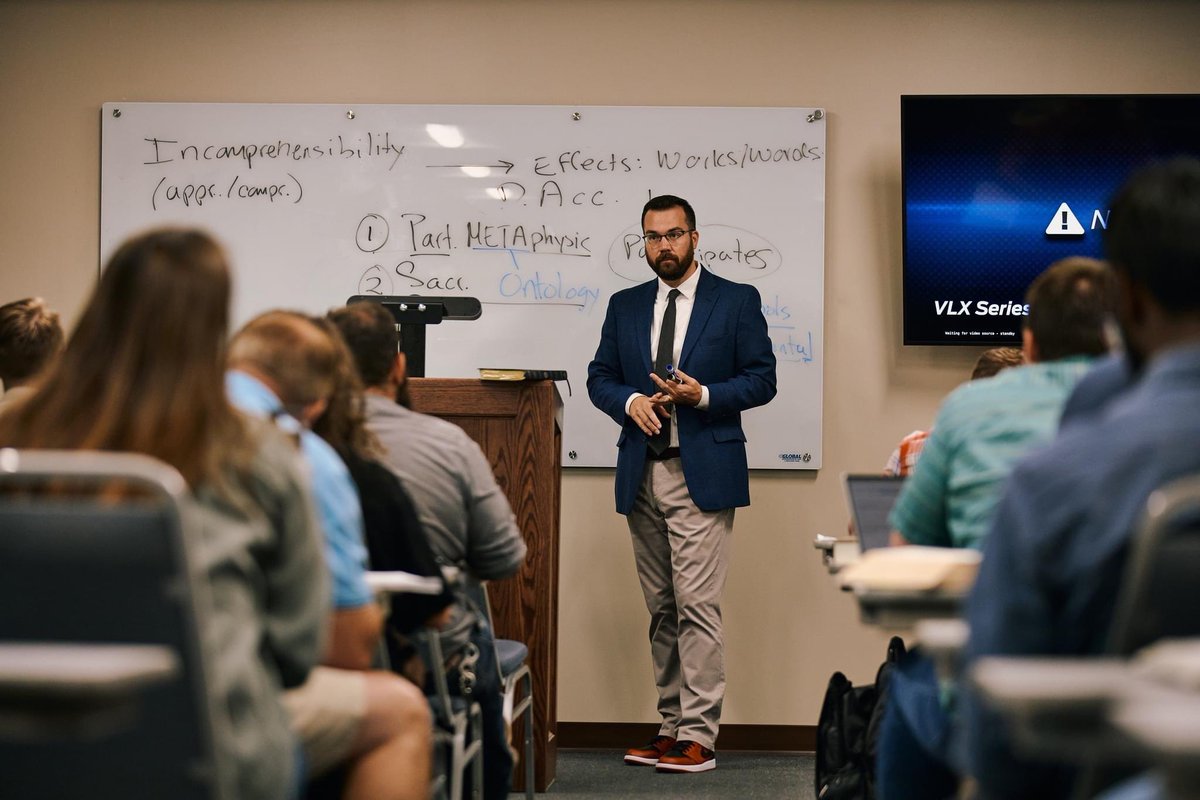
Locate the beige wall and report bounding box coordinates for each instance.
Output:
[3,0,1199,725]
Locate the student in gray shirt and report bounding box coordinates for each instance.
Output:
[329,301,526,800]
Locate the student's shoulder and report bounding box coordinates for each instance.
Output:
[933,373,1012,426]
[1005,416,1114,506]
[228,415,310,502]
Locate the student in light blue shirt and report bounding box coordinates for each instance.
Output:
[888,258,1116,552]
[227,368,372,609]
[227,311,433,800]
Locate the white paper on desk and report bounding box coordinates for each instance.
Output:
[838,546,980,593]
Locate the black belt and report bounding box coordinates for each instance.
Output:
[646,446,681,461]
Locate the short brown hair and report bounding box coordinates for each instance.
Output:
[0,297,64,387]
[228,311,338,415]
[971,347,1024,380]
[327,301,399,389]
[1024,257,1117,362]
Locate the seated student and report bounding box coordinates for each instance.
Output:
[227,311,432,800]
[307,316,455,674]
[0,297,64,411]
[889,260,1114,550]
[0,230,328,800]
[883,347,1024,477]
[329,301,527,800]
[964,158,1200,799]
[1058,350,1138,429]
[877,258,1117,800]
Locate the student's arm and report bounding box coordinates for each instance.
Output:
[888,420,955,547]
[324,603,385,672]
[460,438,527,580]
[254,429,331,689]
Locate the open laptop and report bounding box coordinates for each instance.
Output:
[842,474,906,552]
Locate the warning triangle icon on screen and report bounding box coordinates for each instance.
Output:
[1046,202,1085,236]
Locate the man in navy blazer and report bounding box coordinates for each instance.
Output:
[587,195,776,774]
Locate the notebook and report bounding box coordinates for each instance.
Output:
[842,474,906,552]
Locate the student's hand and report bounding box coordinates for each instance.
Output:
[650,367,702,406]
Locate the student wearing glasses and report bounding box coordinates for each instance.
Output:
[587,195,777,774]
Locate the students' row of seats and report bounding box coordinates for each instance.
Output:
[0,449,534,800]
[971,471,1200,799]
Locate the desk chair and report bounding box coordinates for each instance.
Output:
[301,570,449,800]
[392,566,482,800]
[470,582,534,800]
[417,625,483,800]
[1075,472,1200,798]
[0,449,222,800]
[973,473,1200,800]
[1108,473,1200,655]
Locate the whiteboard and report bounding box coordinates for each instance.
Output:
[100,103,825,469]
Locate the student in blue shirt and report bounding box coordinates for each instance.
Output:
[879,257,1117,800]
[228,311,433,800]
[965,158,1200,799]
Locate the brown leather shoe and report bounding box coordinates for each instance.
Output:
[655,739,716,773]
[623,734,676,766]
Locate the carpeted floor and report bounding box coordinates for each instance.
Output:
[513,748,816,799]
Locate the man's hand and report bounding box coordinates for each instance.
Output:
[650,366,702,407]
[628,393,671,436]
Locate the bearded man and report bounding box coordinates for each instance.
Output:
[587,194,777,774]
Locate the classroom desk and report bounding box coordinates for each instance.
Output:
[813,534,860,574]
[971,649,1200,775]
[848,586,969,632]
[0,643,178,740]
[915,618,971,679]
[815,535,979,633]
[971,656,1136,762]
[366,569,446,597]
[1111,690,1200,798]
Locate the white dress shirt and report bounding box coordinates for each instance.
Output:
[625,266,710,447]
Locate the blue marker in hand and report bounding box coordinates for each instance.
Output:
[665,364,684,384]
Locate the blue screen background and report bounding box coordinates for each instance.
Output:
[902,95,1200,345]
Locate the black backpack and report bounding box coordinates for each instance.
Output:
[815,636,907,800]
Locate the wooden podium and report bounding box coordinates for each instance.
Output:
[408,378,562,792]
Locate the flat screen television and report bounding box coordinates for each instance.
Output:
[902,94,1200,346]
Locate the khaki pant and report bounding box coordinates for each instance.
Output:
[626,456,734,750]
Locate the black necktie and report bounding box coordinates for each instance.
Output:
[648,289,681,455]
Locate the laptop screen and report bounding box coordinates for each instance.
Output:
[843,474,906,552]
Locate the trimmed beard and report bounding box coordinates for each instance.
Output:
[649,246,694,283]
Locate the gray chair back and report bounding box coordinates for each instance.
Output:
[0,449,222,800]
[1107,473,1200,655]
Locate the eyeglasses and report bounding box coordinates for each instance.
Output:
[643,229,694,246]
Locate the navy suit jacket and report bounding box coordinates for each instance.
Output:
[587,267,777,514]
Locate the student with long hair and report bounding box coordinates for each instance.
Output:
[0,229,328,800]
[309,316,454,651]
